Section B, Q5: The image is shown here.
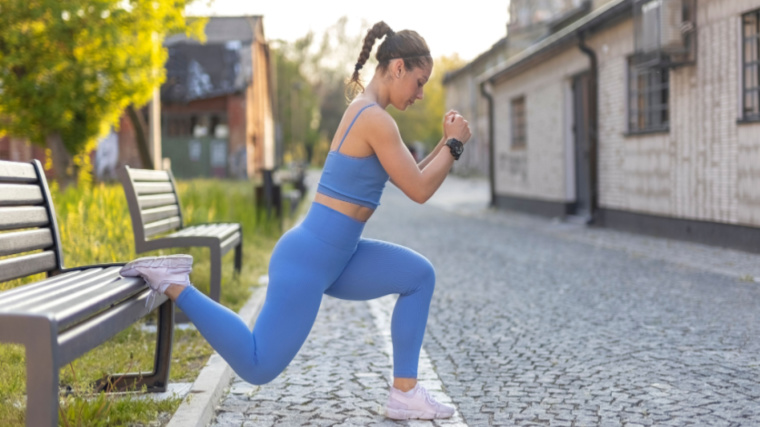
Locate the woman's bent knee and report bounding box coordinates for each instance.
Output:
[239,368,280,386]
[404,256,436,296]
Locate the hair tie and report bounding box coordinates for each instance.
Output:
[354,63,362,72]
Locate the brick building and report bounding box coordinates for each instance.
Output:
[152,15,276,179]
[455,0,760,252]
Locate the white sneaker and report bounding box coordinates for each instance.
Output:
[120,255,193,307]
[385,384,456,420]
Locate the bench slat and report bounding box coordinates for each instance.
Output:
[138,193,179,209]
[169,225,207,237]
[216,224,241,239]
[220,232,242,254]
[0,269,82,303]
[0,161,37,183]
[141,205,181,224]
[0,267,129,311]
[144,217,182,237]
[55,276,146,330]
[172,224,215,237]
[134,182,174,195]
[169,223,240,240]
[194,224,221,237]
[0,267,108,311]
[0,267,145,326]
[129,169,171,182]
[0,183,44,207]
[2,268,145,330]
[0,206,49,231]
[204,224,238,239]
[201,223,239,239]
[0,229,54,256]
[0,251,57,283]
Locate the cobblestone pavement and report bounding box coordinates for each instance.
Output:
[211,175,760,426]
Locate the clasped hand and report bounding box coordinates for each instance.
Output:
[443,110,472,143]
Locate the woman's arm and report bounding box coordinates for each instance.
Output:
[416,136,446,170]
[369,110,470,204]
[415,111,458,170]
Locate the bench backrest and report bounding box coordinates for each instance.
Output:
[0,160,64,283]
[119,166,184,244]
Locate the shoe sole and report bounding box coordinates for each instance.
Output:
[386,408,454,420]
[120,254,193,277]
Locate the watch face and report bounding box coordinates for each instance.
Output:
[449,140,463,153]
[447,139,463,159]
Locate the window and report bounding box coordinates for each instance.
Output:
[511,97,526,149]
[743,10,760,121]
[163,115,194,137]
[628,58,669,132]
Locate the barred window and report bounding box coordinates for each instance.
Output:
[511,97,526,149]
[743,10,760,121]
[628,58,669,132]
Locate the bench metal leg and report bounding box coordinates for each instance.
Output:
[234,242,243,274]
[209,246,222,302]
[23,317,59,427]
[95,300,174,393]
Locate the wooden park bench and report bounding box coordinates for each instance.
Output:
[118,165,242,304]
[0,159,174,427]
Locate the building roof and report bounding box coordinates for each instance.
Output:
[162,16,262,103]
[165,16,262,46]
[481,0,630,84]
[443,37,508,84]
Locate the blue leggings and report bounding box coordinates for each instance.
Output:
[175,202,436,385]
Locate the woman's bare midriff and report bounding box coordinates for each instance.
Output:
[314,192,374,223]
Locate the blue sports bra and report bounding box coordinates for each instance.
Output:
[317,103,389,209]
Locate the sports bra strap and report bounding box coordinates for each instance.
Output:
[336,103,377,151]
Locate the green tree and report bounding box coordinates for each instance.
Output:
[271,37,321,164]
[0,0,205,183]
[310,17,364,144]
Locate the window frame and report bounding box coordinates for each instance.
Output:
[741,9,760,122]
[510,96,527,150]
[627,56,670,134]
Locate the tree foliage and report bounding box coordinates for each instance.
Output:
[271,38,321,164]
[0,0,205,177]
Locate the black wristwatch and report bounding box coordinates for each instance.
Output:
[445,138,464,160]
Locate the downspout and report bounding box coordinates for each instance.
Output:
[480,80,496,208]
[578,32,599,223]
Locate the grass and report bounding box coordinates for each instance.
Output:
[0,178,292,426]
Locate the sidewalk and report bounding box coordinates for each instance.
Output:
[169,172,760,426]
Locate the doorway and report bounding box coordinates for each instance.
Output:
[571,72,593,221]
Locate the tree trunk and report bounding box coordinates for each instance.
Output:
[45,132,74,187]
[127,104,154,169]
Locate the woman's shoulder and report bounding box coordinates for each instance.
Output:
[343,101,390,127]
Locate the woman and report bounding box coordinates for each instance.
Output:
[121,21,471,421]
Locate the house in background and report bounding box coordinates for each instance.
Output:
[458,0,760,253]
[154,15,276,179]
[444,38,508,179]
[444,0,593,179]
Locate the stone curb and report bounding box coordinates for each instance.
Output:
[166,285,267,427]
